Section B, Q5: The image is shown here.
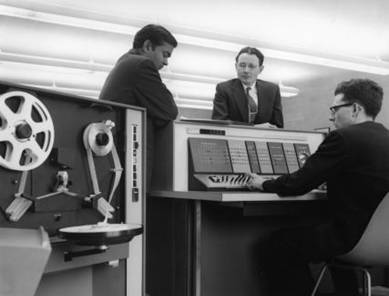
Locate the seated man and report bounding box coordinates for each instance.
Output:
[247,78,389,296]
[212,47,283,128]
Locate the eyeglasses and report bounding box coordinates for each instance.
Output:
[329,102,353,114]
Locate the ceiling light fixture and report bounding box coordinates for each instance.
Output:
[1,4,388,75]
[278,82,300,98]
[0,54,300,100]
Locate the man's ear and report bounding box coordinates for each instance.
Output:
[258,65,264,74]
[353,103,363,112]
[352,103,363,118]
[352,104,357,117]
[142,40,153,52]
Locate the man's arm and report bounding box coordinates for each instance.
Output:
[249,132,348,196]
[134,59,178,127]
[269,86,284,128]
[212,83,230,120]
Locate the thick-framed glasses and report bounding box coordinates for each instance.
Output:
[329,102,353,114]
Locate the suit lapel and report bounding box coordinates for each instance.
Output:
[232,80,248,122]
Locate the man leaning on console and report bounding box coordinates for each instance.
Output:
[212,46,284,128]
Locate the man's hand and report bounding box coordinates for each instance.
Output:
[254,122,278,129]
[245,173,267,191]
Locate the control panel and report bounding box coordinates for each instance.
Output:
[152,120,325,191]
[188,137,312,189]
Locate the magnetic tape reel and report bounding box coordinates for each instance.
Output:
[83,121,114,157]
[0,91,55,171]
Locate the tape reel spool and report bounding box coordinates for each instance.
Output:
[0,91,55,171]
[83,121,114,157]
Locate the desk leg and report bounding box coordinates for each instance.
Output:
[194,200,202,296]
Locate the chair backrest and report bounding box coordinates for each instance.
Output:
[340,192,389,266]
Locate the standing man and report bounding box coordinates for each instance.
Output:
[99,24,178,190]
[246,79,389,296]
[212,47,283,128]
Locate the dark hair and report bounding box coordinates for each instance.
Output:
[132,24,177,49]
[334,79,383,118]
[235,47,264,65]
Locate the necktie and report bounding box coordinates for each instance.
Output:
[246,87,257,123]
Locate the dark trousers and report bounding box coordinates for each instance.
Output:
[258,227,359,296]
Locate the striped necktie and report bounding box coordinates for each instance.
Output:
[246,87,257,123]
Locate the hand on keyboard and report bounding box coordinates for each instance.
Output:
[245,173,267,191]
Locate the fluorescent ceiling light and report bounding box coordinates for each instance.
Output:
[174,36,389,75]
[1,4,388,75]
[161,70,220,84]
[0,4,138,35]
[0,54,299,100]
[175,98,213,109]
[162,72,299,99]
[23,83,101,98]
[0,50,112,72]
[279,82,299,98]
[263,48,389,75]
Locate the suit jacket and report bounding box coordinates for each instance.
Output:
[212,78,283,127]
[99,51,178,190]
[263,121,389,256]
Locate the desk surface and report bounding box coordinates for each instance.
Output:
[149,190,326,202]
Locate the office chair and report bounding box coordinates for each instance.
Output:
[311,192,389,296]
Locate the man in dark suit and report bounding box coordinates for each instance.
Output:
[247,78,389,296]
[99,24,178,190]
[212,47,283,128]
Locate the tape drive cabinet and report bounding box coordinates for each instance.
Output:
[0,81,145,296]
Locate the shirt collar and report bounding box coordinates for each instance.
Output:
[241,82,256,91]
